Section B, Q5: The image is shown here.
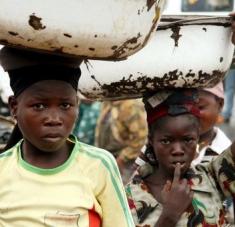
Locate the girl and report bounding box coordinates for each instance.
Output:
[126,89,235,226]
[0,47,134,227]
[135,83,231,167]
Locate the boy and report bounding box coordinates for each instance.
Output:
[0,47,134,227]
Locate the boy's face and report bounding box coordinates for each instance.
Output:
[150,115,199,177]
[10,80,78,152]
[197,91,223,135]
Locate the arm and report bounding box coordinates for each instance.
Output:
[97,153,134,227]
[208,143,235,198]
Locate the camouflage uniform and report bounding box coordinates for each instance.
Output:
[95,99,148,163]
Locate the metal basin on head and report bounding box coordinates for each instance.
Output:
[79,15,234,100]
[0,0,165,60]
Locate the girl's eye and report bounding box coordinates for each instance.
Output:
[160,139,170,145]
[60,103,72,110]
[33,104,45,110]
[184,138,195,144]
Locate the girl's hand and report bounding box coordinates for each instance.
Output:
[161,163,194,223]
[229,12,235,45]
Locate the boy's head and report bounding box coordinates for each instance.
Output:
[0,47,82,152]
[198,82,224,135]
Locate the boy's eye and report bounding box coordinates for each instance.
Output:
[160,139,170,145]
[60,103,72,110]
[33,103,45,110]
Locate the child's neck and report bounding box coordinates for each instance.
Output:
[21,141,73,169]
[199,128,216,148]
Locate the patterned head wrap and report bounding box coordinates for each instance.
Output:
[143,88,200,125]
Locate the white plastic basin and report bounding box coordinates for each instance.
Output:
[79,15,234,100]
[0,0,165,60]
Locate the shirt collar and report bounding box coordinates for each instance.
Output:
[192,127,231,165]
[208,127,231,154]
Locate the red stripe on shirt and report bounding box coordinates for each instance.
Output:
[89,207,101,227]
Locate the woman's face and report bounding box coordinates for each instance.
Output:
[197,91,223,135]
[10,80,78,152]
[149,115,199,177]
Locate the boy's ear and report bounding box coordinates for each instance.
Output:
[8,96,17,119]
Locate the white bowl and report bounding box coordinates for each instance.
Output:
[0,0,165,60]
[79,15,235,100]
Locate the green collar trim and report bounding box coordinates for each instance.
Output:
[18,135,79,175]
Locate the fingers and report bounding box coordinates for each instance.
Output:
[165,180,172,191]
[172,163,181,186]
[162,183,169,192]
[162,180,171,192]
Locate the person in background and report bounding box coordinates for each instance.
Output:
[95,99,148,183]
[193,82,231,164]
[73,94,101,145]
[182,0,210,12]
[0,47,134,227]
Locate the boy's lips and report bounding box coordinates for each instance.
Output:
[44,133,62,137]
[42,133,63,142]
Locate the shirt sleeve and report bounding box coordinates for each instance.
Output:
[111,100,148,162]
[207,147,235,198]
[96,153,135,227]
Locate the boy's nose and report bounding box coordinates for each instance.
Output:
[44,111,62,126]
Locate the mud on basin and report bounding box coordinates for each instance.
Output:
[0,0,165,60]
[79,15,234,100]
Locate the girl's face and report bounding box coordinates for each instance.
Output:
[10,80,78,152]
[149,115,199,177]
[197,91,223,135]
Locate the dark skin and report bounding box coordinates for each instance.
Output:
[197,90,223,147]
[144,114,200,227]
[8,80,78,169]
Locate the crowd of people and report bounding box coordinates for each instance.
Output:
[0,9,235,227]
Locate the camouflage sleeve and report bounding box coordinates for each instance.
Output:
[208,147,235,198]
[111,99,148,162]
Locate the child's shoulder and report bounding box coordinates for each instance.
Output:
[75,141,121,179]
[0,146,17,172]
[77,141,117,167]
[0,146,16,161]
